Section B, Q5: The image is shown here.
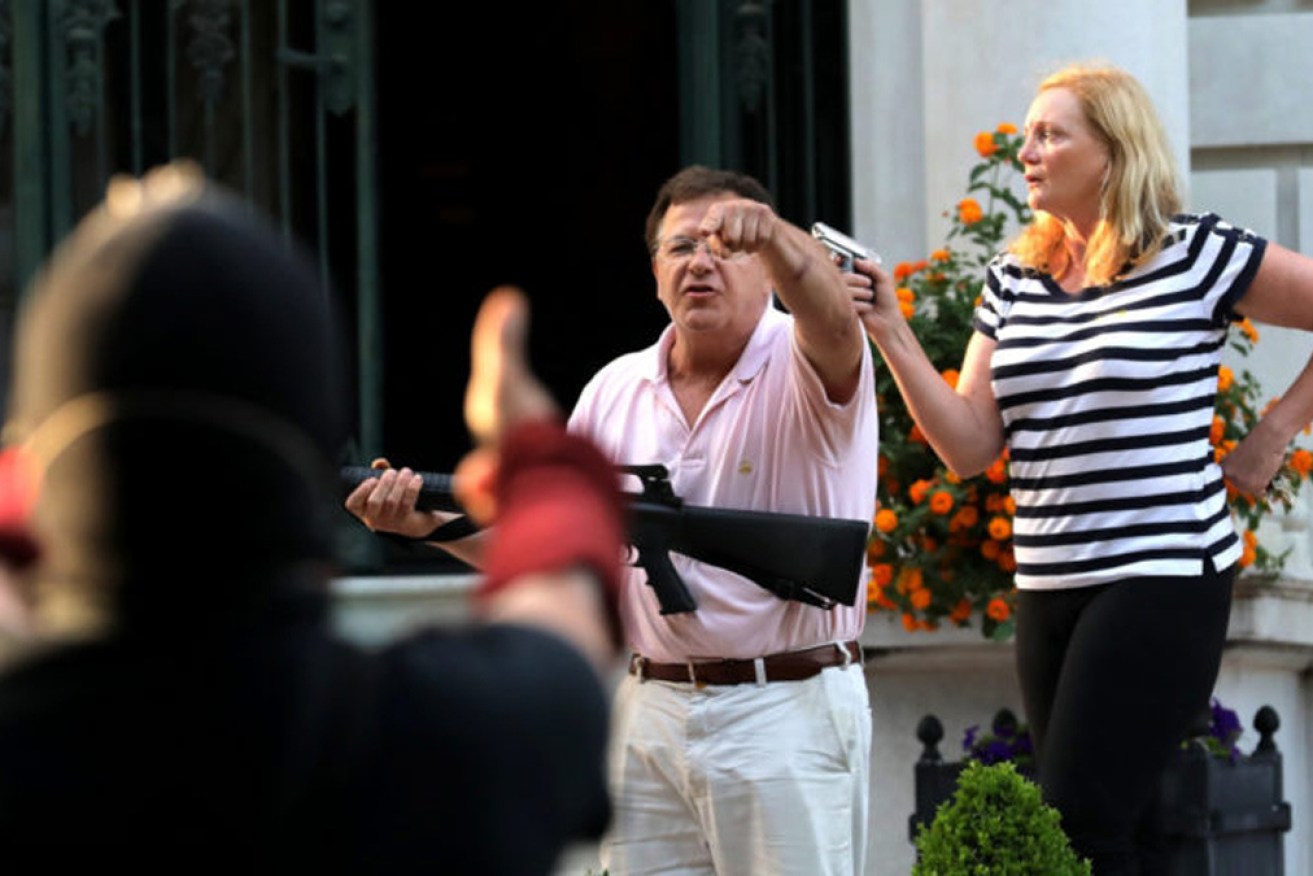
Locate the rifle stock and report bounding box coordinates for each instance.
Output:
[341,464,869,615]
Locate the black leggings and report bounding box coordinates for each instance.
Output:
[1014,561,1235,876]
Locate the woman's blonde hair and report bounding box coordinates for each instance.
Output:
[1009,63,1182,286]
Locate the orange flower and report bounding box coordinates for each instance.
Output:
[997,550,1018,573]
[913,259,930,272]
[1239,544,1257,568]
[1217,366,1234,393]
[871,562,894,587]
[910,588,932,610]
[895,286,916,304]
[929,491,955,515]
[1290,448,1313,477]
[908,424,928,445]
[949,598,973,623]
[1239,317,1259,344]
[893,261,916,280]
[898,300,916,319]
[952,505,979,529]
[958,198,984,225]
[974,131,998,158]
[988,516,1012,541]
[878,455,889,478]
[902,612,919,632]
[866,538,886,561]
[908,478,932,505]
[930,248,952,262]
[985,457,1007,484]
[1004,495,1017,516]
[980,540,1001,561]
[874,508,899,533]
[898,567,924,593]
[1210,415,1226,446]
[996,122,1017,134]
[941,369,960,389]
[986,597,1011,621]
[1243,529,1258,549]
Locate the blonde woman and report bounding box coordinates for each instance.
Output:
[850,63,1313,873]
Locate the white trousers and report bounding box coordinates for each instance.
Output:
[599,664,871,876]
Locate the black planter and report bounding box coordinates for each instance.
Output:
[911,706,1292,875]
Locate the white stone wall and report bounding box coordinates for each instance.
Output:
[1187,11,1313,868]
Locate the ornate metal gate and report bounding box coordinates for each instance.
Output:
[0,0,383,460]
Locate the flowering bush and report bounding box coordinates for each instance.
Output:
[866,124,1312,640]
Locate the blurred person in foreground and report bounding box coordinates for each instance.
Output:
[0,163,624,873]
[848,63,1313,874]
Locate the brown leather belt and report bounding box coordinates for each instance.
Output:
[629,640,862,686]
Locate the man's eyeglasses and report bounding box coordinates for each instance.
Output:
[653,236,752,264]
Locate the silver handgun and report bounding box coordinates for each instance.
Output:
[811,221,881,273]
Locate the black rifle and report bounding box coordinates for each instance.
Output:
[341,463,870,615]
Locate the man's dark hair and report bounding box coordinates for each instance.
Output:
[644,166,775,253]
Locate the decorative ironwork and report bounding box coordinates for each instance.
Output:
[54,0,120,136]
[0,0,12,139]
[320,0,356,116]
[185,0,235,105]
[275,0,357,116]
[733,1,770,114]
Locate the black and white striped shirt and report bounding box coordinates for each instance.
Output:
[974,213,1267,590]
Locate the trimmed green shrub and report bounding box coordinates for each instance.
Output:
[913,760,1090,875]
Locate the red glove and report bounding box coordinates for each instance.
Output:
[473,420,625,644]
[0,447,41,569]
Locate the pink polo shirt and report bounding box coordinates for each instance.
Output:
[568,306,878,662]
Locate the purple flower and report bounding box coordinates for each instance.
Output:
[1209,697,1243,761]
[962,725,980,751]
[962,720,1034,767]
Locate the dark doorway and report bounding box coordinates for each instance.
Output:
[372,2,681,474]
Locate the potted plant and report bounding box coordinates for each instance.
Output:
[912,759,1091,874]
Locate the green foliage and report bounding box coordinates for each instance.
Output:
[913,761,1091,875]
[866,125,1031,641]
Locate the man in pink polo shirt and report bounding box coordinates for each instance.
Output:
[349,166,878,876]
